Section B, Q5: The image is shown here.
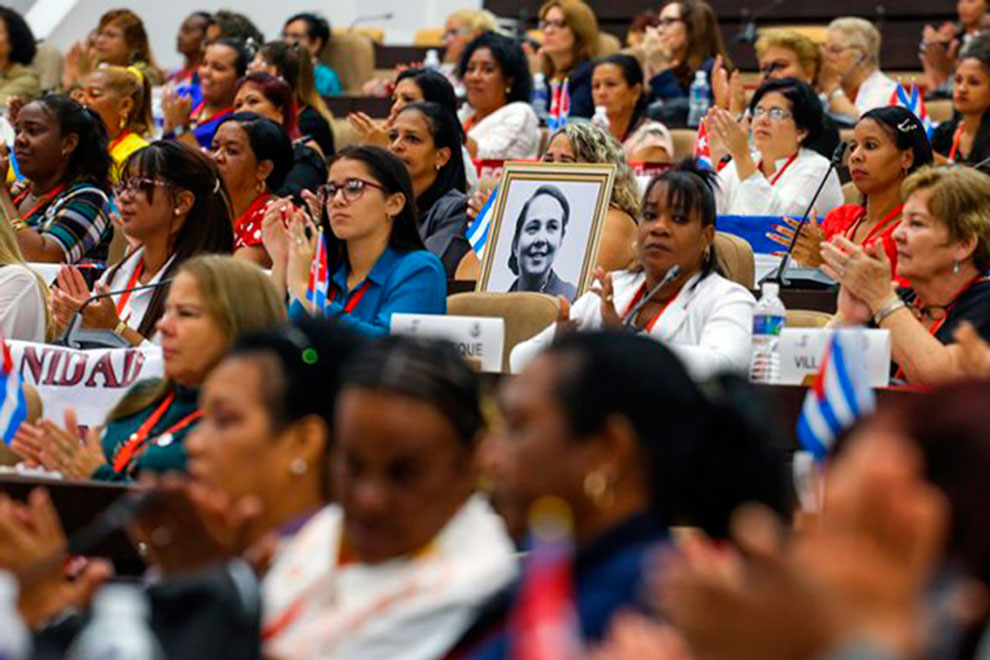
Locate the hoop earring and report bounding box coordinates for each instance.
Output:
[583,469,615,510]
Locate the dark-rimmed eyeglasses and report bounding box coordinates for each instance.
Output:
[318,178,386,204]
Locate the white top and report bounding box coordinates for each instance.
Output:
[715,148,844,218]
[854,69,899,115]
[262,495,516,660]
[0,264,46,342]
[463,101,541,160]
[96,248,174,345]
[511,270,756,379]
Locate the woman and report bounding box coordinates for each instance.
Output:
[169,11,211,93]
[511,160,755,378]
[273,146,446,338]
[931,48,990,165]
[707,77,845,217]
[538,0,600,119]
[211,112,293,267]
[0,7,39,104]
[63,9,160,90]
[0,95,113,265]
[542,122,643,272]
[262,337,515,659]
[282,13,340,97]
[233,72,328,202]
[458,32,539,160]
[389,102,470,279]
[250,41,335,158]
[11,255,286,482]
[163,38,247,151]
[823,166,990,385]
[77,65,152,182]
[442,9,498,82]
[591,54,664,154]
[49,141,235,346]
[820,17,898,120]
[771,107,933,271]
[0,216,48,341]
[645,0,730,108]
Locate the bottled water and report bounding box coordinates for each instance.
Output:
[687,70,711,128]
[67,583,164,660]
[0,572,31,660]
[590,105,610,131]
[749,282,787,383]
[423,49,441,71]
[531,73,548,122]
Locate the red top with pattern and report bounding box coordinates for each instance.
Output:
[233,192,272,250]
[821,203,903,278]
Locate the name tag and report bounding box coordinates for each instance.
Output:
[778,328,891,387]
[390,314,505,373]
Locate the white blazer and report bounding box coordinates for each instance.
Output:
[463,101,541,160]
[715,148,844,218]
[510,270,756,379]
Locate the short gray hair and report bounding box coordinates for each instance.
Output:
[828,17,881,65]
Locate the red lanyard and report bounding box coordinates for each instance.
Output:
[13,183,66,223]
[329,279,372,314]
[759,153,798,186]
[111,392,202,474]
[109,130,134,153]
[114,259,145,321]
[235,192,271,229]
[844,204,903,246]
[622,281,677,332]
[948,125,964,163]
[192,102,233,127]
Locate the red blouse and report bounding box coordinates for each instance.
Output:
[234,192,272,250]
[821,203,903,278]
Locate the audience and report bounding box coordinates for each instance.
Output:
[0,216,48,342]
[63,9,160,90]
[282,12,341,97]
[50,141,235,345]
[211,112,293,267]
[820,17,898,120]
[932,46,990,165]
[77,65,152,182]
[512,161,755,378]
[538,0,601,119]
[825,166,990,385]
[708,77,845,217]
[11,255,285,481]
[0,7,39,104]
[1,95,113,264]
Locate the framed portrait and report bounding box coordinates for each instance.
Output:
[476,161,616,302]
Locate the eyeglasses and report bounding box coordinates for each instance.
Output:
[752,106,793,121]
[822,44,855,55]
[444,27,474,38]
[758,61,789,77]
[112,176,173,198]
[539,18,568,31]
[657,17,684,28]
[319,178,386,204]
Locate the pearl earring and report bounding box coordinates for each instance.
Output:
[290,458,307,475]
[953,260,961,274]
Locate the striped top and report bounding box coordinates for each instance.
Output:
[21,182,113,265]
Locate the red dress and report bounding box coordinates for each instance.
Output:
[234,193,272,250]
[821,203,903,278]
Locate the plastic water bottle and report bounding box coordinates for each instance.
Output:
[687,70,711,128]
[591,105,610,132]
[0,572,31,660]
[423,49,441,71]
[749,282,787,383]
[531,73,548,122]
[68,583,164,660]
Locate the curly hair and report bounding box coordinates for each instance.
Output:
[547,122,641,219]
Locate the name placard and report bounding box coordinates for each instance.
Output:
[778,328,891,387]
[390,314,505,373]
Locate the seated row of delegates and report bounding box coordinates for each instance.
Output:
[233,72,328,202]
[825,166,990,386]
[211,112,293,267]
[1,96,113,265]
[0,218,49,341]
[269,146,447,338]
[49,141,235,346]
[931,45,990,166]
[511,160,755,380]
[11,255,286,481]
[76,65,152,182]
[251,40,336,159]
[774,107,934,272]
[707,77,845,217]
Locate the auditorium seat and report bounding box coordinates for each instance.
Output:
[598,32,622,56]
[786,309,831,328]
[333,117,358,150]
[332,26,385,44]
[447,291,561,372]
[323,32,377,93]
[927,99,953,123]
[715,231,755,289]
[670,128,697,161]
[414,28,446,47]
[758,25,828,44]
[32,43,63,94]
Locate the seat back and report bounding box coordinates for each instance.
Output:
[786,309,831,328]
[414,28,446,47]
[669,128,697,161]
[323,32,376,93]
[32,44,63,94]
[714,231,755,289]
[333,26,384,44]
[598,32,622,56]
[447,292,561,372]
[927,98,953,123]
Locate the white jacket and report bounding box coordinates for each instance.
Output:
[511,270,756,379]
[463,101,541,160]
[715,148,844,218]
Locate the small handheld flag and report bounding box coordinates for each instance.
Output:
[305,230,330,312]
[0,337,27,445]
[466,185,497,261]
[888,83,933,138]
[694,123,714,170]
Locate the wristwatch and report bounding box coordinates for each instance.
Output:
[114,320,129,336]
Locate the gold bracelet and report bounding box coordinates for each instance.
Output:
[114,320,129,336]
[872,298,906,326]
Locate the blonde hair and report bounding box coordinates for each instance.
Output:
[448,9,498,34]
[0,219,51,340]
[754,28,822,82]
[108,255,286,421]
[549,122,642,219]
[827,17,881,66]
[539,0,600,78]
[92,65,153,136]
[902,166,990,272]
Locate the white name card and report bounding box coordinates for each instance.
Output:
[390,314,505,373]
[778,328,891,388]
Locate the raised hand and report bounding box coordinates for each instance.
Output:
[286,206,320,306]
[348,112,389,147]
[766,217,826,268]
[589,266,623,329]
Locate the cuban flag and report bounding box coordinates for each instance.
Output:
[509,497,584,660]
[466,185,496,260]
[305,230,330,311]
[0,337,27,445]
[695,122,714,170]
[547,77,571,133]
[796,330,875,461]
[888,83,933,138]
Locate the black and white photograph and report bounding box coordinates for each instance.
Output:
[477,162,615,302]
